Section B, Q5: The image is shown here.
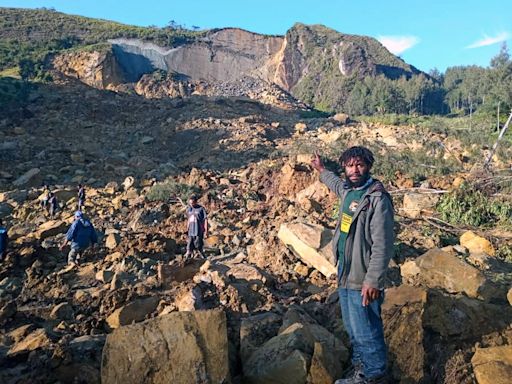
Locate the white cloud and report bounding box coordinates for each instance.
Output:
[377,35,420,55]
[466,32,510,49]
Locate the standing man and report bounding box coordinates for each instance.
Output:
[311,146,394,384]
[77,184,86,211]
[0,219,8,261]
[60,211,98,267]
[185,195,208,259]
[40,184,51,210]
[48,192,59,219]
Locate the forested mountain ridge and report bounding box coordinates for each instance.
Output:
[1,7,511,119]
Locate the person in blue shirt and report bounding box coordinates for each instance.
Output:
[0,219,8,261]
[60,211,98,267]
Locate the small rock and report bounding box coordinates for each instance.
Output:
[105,233,121,249]
[294,263,309,277]
[96,270,114,284]
[50,302,74,321]
[294,122,307,134]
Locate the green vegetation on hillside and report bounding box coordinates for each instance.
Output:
[0,7,202,79]
[437,183,512,227]
[2,7,512,123]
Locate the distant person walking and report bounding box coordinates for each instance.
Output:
[40,184,51,210]
[77,184,86,211]
[60,211,98,267]
[0,219,8,261]
[185,195,208,259]
[48,192,59,219]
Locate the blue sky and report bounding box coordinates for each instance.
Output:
[1,0,510,72]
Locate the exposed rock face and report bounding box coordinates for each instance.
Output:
[101,310,230,384]
[52,24,421,110]
[110,29,283,83]
[53,50,126,88]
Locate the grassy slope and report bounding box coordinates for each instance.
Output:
[0,7,202,71]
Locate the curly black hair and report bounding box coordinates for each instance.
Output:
[339,146,375,168]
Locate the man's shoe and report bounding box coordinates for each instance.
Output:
[335,365,365,384]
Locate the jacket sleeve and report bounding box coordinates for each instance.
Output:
[364,195,395,289]
[66,222,77,241]
[319,170,345,197]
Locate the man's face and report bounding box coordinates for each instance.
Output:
[343,157,371,186]
[189,199,197,207]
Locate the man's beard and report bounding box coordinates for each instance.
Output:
[345,171,371,188]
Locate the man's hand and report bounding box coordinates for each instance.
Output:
[311,152,325,173]
[361,284,381,306]
[204,232,209,239]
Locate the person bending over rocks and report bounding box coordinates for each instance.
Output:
[60,211,98,267]
[184,195,208,259]
[311,146,394,384]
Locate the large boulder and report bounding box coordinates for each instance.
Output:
[400,248,492,299]
[106,296,159,329]
[471,345,512,384]
[101,310,230,384]
[243,313,348,384]
[35,220,68,240]
[278,222,336,278]
[13,168,42,188]
[52,188,77,203]
[240,312,282,362]
[382,285,429,382]
[243,323,313,384]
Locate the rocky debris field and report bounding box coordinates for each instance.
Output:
[1,80,512,384]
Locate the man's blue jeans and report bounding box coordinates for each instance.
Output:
[338,287,387,379]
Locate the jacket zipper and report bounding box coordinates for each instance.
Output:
[340,193,371,287]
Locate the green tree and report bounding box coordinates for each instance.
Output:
[18,58,36,81]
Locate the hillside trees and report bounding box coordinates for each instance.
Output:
[443,43,512,121]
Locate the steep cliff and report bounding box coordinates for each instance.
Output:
[274,24,421,109]
[108,28,283,83]
[45,17,424,111]
[52,48,127,88]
